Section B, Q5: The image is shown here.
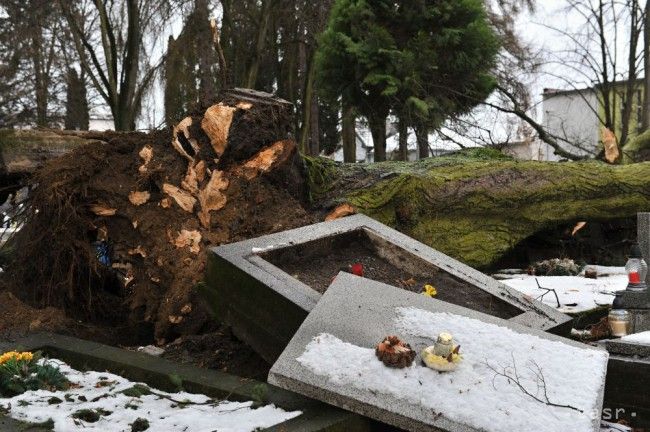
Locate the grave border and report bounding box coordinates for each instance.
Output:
[0,332,373,432]
[206,214,572,362]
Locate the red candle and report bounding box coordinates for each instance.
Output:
[629,271,641,284]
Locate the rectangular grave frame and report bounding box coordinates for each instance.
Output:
[268,272,607,432]
[0,332,374,432]
[206,214,572,363]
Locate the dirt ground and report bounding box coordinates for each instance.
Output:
[265,231,520,319]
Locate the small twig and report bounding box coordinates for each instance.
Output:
[535,278,561,308]
[486,354,583,413]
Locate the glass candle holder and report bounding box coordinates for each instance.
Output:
[625,244,648,291]
[608,309,631,337]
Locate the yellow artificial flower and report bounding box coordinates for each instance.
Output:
[19,352,33,362]
[422,284,437,297]
[0,351,33,365]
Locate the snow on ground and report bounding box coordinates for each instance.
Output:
[579,266,628,277]
[0,359,301,432]
[297,307,607,432]
[621,331,650,345]
[497,267,627,314]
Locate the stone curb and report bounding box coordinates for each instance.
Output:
[0,333,375,432]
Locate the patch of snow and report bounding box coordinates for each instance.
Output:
[136,345,165,356]
[493,265,627,281]
[251,244,287,254]
[501,273,627,313]
[621,331,650,345]
[297,307,607,432]
[580,266,628,277]
[1,359,301,432]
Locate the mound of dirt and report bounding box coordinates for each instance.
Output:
[3,90,316,347]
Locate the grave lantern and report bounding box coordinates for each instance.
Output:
[608,293,630,337]
[625,243,648,292]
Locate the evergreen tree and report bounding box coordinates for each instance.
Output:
[316,0,499,161]
[164,0,220,127]
[64,68,89,130]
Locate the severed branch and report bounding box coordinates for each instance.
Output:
[210,18,230,90]
[486,353,583,413]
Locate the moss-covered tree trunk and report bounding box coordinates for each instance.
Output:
[307,149,650,269]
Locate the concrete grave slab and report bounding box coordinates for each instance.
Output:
[269,273,608,432]
[603,338,650,358]
[206,214,572,362]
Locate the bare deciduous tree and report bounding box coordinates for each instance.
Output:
[59,0,186,131]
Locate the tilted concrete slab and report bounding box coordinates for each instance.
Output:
[206,214,572,362]
[269,273,608,432]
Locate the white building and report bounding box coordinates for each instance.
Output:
[88,116,114,131]
[538,87,601,160]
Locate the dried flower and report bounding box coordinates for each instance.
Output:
[375,336,416,368]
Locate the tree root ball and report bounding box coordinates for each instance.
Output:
[375,336,416,368]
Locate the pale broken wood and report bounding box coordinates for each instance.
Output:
[128,245,147,258]
[90,204,117,216]
[235,140,295,180]
[168,315,184,324]
[128,191,151,206]
[572,221,587,236]
[601,127,620,163]
[163,183,197,213]
[138,145,153,173]
[201,103,236,157]
[197,170,229,228]
[174,229,202,254]
[172,117,200,161]
[160,197,172,209]
[181,163,200,196]
[325,203,357,221]
[195,160,207,183]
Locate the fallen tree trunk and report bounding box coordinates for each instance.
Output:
[0,129,105,175]
[4,94,650,342]
[3,126,649,271]
[3,127,650,271]
[306,149,650,269]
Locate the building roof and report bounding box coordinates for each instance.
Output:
[542,77,646,98]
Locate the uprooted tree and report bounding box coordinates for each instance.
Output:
[1,89,649,344]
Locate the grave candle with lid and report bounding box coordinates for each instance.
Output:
[625,244,648,292]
